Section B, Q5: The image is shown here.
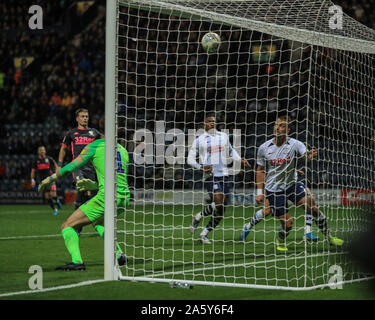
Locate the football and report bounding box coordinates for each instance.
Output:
[201,32,221,53]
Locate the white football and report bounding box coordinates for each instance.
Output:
[201,32,221,53]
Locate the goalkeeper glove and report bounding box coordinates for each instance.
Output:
[76,178,98,191]
[38,174,58,193]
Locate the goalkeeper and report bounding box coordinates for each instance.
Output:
[39,139,130,271]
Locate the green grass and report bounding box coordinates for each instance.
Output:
[0,204,374,300]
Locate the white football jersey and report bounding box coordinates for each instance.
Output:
[187,130,241,177]
[257,137,307,192]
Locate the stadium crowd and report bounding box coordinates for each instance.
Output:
[0,0,374,198]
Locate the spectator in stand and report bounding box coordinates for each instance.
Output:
[0,160,6,179]
[49,91,62,114]
[0,0,373,198]
[71,91,79,106]
[61,91,73,108]
[6,160,16,179]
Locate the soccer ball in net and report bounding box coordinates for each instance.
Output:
[201,32,221,53]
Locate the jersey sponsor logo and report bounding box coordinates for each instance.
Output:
[207,145,224,154]
[269,156,292,166]
[37,163,50,170]
[74,136,95,145]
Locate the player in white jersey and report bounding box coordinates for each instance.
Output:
[187,115,251,244]
[240,170,318,242]
[240,115,343,251]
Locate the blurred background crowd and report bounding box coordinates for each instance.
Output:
[0,0,374,201]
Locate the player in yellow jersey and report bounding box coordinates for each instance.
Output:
[39,139,130,270]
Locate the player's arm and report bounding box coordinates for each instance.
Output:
[255,145,266,204]
[187,138,212,174]
[306,149,318,160]
[49,157,58,173]
[57,145,68,170]
[255,165,265,204]
[228,141,251,168]
[58,131,72,169]
[76,178,98,191]
[297,141,317,160]
[38,142,96,193]
[58,143,95,178]
[30,168,36,188]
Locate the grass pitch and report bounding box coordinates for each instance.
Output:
[0,204,374,300]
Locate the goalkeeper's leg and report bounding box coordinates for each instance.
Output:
[75,190,97,236]
[57,208,91,270]
[57,193,107,270]
[93,223,127,266]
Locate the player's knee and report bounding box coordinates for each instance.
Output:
[286,222,293,232]
[264,207,271,216]
[299,196,315,210]
[213,194,224,206]
[61,219,75,230]
[305,195,315,207]
[61,222,69,231]
[285,217,293,230]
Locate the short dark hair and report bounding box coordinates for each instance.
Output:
[205,113,216,120]
[75,108,89,117]
[277,114,289,123]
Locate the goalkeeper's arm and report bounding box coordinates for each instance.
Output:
[38,144,94,193]
[76,178,98,191]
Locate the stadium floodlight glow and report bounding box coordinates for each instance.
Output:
[105,0,375,289]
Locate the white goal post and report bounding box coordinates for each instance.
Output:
[105,0,375,289]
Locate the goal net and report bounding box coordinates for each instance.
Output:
[106,0,375,289]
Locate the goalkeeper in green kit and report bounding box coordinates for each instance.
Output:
[38,139,130,270]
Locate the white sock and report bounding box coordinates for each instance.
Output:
[305,213,313,234]
[196,202,216,221]
[248,209,264,229]
[305,224,311,234]
[317,211,326,221]
[200,228,209,236]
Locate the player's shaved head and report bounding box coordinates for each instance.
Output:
[205,112,216,120]
[38,146,46,157]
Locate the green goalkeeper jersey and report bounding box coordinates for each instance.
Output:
[59,139,129,198]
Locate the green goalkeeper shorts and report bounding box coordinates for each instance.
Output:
[80,191,130,223]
